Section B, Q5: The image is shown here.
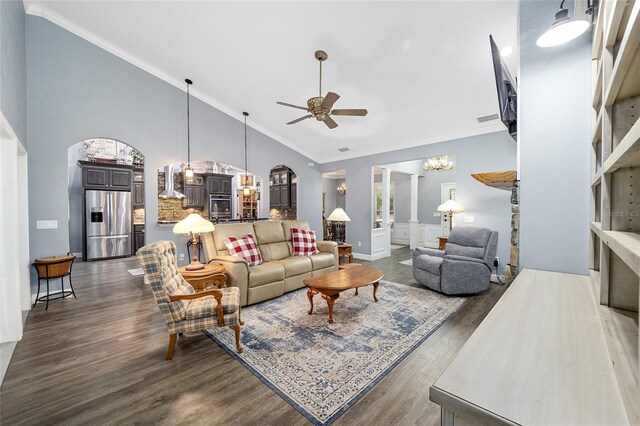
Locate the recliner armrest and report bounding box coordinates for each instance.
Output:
[414,247,445,258]
[444,254,488,268]
[207,256,250,306]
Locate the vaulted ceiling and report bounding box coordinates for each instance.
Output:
[23,1,518,163]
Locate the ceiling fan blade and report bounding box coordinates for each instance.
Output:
[286,114,312,125]
[323,116,338,129]
[320,92,340,109]
[331,109,368,116]
[277,101,309,112]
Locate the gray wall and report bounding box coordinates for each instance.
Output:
[26,16,322,288]
[519,0,590,275]
[322,177,346,217]
[1,0,27,145]
[321,131,517,264]
[392,173,411,223]
[419,168,456,225]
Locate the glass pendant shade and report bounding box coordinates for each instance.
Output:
[184,166,194,178]
[243,186,251,196]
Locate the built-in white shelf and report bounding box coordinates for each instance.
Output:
[597,304,639,424]
[602,230,640,276]
[592,110,603,145]
[591,221,603,238]
[604,0,630,48]
[604,0,640,106]
[603,118,640,173]
[592,169,603,187]
[593,2,605,59]
[593,61,603,107]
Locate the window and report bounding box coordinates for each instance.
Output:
[374,182,395,222]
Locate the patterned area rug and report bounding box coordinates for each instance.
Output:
[205,281,466,425]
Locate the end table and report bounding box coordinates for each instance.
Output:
[179,263,227,292]
[337,243,353,265]
[437,237,448,251]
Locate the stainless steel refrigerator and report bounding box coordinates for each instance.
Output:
[85,190,132,260]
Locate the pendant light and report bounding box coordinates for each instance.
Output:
[184,78,194,179]
[536,0,589,47]
[242,112,251,196]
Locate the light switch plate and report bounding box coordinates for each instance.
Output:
[36,220,58,229]
[464,216,475,223]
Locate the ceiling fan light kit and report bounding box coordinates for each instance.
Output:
[277,50,368,129]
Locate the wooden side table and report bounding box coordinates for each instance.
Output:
[437,237,448,251]
[179,263,227,292]
[337,243,353,265]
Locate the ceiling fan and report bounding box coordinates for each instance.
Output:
[277,50,368,129]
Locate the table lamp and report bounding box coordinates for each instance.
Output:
[437,200,464,232]
[173,213,215,270]
[327,207,351,243]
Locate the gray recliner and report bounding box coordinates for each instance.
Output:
[412,226,498,295]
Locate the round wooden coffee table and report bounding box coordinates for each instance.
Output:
[303,265,384,324]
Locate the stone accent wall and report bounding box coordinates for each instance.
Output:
[158,198,205,222]
[269,207,297,221]
[505,181,520,284]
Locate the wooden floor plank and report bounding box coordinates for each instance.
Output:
[0,247,506,425]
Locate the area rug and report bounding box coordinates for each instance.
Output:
[398,258,412,266]
[205,280,466,425]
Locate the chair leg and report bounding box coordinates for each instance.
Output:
[45,277,50,310]
[229,324,243,353]
[167,334,177,360]
[33,278,41,308]
[67,274,77,299]
[238,305,244,326]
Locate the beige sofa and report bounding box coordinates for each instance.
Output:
[201,220,338,306]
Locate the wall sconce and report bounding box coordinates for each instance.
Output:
[337,182,347,196]
[423,155,454,171]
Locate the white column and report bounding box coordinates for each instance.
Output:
[409,174,420,249]
[381,168,391,257]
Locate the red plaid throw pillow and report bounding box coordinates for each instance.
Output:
[291,227,320,256]
[224,233,263,266]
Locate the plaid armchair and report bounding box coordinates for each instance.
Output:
[137,240,243,359]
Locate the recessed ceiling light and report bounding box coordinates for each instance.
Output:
[500,46,513,57]
[338,147,350,152]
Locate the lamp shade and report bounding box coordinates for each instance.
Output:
[536,7,589,47]
[437,199,464,213]
[327,207,351,222]
[172,213,215,235]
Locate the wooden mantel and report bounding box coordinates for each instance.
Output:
[471,170,516,191]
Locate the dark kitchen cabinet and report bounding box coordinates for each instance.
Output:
[206,174,233,195]
[80,161,133,191]
[183,176,205,208]
[133,170,144,207]
[290,183,297,207]
[269,166,296,208]
[134,225,145,253]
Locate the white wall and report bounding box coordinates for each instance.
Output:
[518,0,591,275]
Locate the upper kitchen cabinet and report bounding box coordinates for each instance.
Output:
[79,161,133,190]
[133,169,144,207]
[206,173,234,195]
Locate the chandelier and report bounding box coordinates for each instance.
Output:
[423,155,454,171]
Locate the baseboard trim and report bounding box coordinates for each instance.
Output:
[352,252,373,261]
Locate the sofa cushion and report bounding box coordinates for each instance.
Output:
[272,256,312,278]
[254,221,286,244]
[308,252,336,270]
[212,223,255,256]
[224,233,263,266]
[282,220,311,240]
[248,262,285,287]
[291,227,320,256]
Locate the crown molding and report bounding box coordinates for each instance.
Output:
[23,2,320,163]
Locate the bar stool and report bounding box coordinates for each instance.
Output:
[32,253,77,310]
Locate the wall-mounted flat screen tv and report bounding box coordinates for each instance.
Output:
[490,34,517,138]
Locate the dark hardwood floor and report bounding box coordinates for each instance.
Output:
[0,246,507,425]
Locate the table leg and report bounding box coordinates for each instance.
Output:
[373,281,379,302]
[321,293,340,324]
[347,253,353,263]
[355,287,359,296]
[307,289,316,315]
